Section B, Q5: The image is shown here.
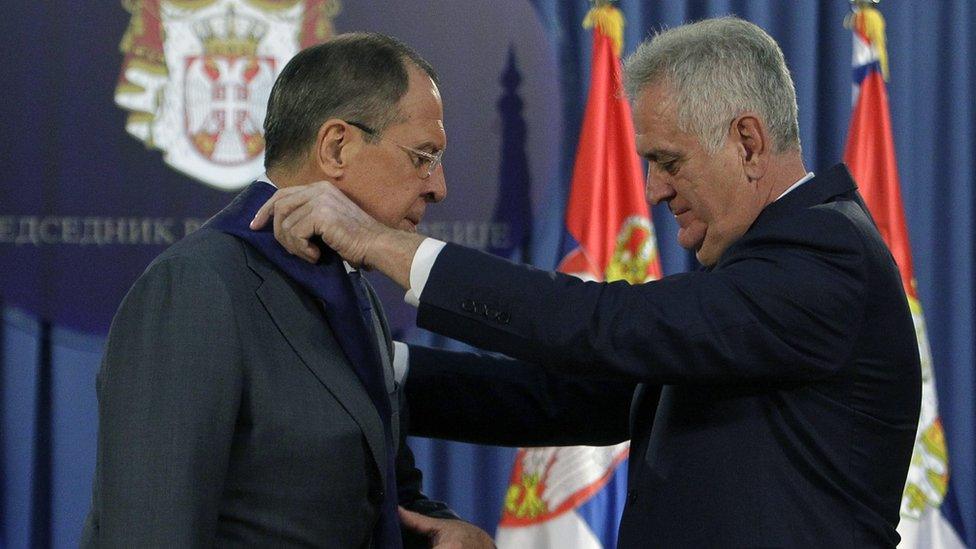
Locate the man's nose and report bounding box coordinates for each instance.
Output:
[645,170,675,206]
[424,166,447,203]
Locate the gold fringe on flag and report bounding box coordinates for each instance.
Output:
[583,1,625,57]
[848,4,890,81]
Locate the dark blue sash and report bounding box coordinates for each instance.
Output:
[206,181,401,548]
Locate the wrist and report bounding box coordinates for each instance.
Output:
[363,227,425,290]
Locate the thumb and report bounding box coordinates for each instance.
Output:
[398,506,440,536]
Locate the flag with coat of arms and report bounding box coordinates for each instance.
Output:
[843,5,964,548]
[495,3,662,548]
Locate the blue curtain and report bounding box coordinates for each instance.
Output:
[2,1,974,547]
[2,308,102,548]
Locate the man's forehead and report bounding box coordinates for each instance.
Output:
[401,67,441,108]
[632,83,674,127]
[397,75,443,126]
[406,119,446,148]
[633,118,669,155]
[633,85,690,153]
[377,72,440,141]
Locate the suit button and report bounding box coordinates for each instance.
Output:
[461,299,475,312]
[627,489,638,504]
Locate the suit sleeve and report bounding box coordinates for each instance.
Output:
[394,385,459,521]
[92,256,242,546]
[417,207,868,385]
[405,345,634,446]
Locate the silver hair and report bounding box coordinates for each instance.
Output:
[623,17,801,154]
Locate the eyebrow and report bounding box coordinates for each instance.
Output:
[644,148,680,162]
[413,140,444,153]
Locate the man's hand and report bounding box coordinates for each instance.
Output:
[250,181,424,289]
[399,507,495,549]
[250,181,384,267]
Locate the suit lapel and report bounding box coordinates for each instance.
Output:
[248,249,388,487]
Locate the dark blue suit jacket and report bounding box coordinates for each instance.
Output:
[408,164,920,547]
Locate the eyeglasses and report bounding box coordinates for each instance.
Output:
[345,120,444,180]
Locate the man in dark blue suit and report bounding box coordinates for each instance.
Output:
[255,17,921,548]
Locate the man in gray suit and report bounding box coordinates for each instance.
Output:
[82,33,492,548]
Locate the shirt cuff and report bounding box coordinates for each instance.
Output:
[404,238,447,307]
[392,341,409,384]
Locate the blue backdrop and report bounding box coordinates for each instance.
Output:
[2,1,973,547]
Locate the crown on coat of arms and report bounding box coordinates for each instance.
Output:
[193,7,266,57]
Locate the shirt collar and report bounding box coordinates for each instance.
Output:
[775,171,815,202]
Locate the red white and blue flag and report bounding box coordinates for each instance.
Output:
[495,5,661,548]
[843,6,962,548]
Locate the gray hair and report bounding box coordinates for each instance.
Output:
[263,32,438,171]
[623,17,800,154]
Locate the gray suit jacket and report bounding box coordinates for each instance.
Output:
[81,227,453,547]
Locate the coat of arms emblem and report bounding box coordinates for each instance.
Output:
[115,0,339,190]
[497,443,630,543]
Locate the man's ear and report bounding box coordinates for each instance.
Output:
[730,113,769,182]
[313,119,356,179]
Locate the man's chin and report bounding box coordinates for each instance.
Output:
[676,224,705,245]
[677,234,705,257]
[694,247,717,267]
[677,230,711,265]
[695,236,731,268]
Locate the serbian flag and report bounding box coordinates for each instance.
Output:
[844,6,963,548]
[495,4,661,548]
